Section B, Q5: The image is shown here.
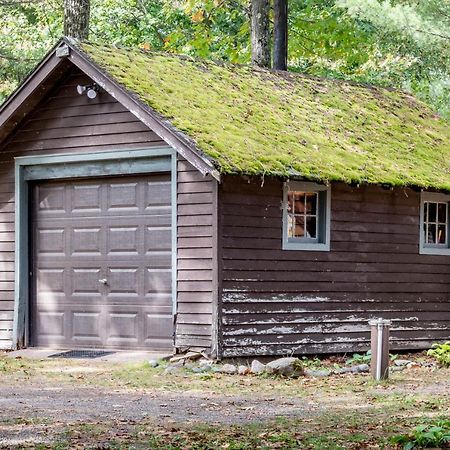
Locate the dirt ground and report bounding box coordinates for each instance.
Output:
[0,353,448,449]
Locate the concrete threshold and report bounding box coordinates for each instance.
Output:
[6,348,172,363]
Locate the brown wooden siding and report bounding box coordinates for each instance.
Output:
[176,156,217,353]
[0,67,168,349]
[218,175,450,357]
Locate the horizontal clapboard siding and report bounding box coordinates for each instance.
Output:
[175,156,216,352]
[218,176,450,357]
[0,68,167,349]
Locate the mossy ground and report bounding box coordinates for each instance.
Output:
[79,42,450,190]
[0,352,448,448]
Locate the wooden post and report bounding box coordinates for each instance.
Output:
[369,318,391,380]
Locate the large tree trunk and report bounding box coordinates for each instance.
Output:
[64,0,90,40]
[251,0,271,68]
[273,0,288,70]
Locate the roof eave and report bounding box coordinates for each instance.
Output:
[0,39,71,146]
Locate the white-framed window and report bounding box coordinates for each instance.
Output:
[420,192,450,255]
[282,181,331,251]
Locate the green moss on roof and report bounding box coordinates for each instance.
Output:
[80,42,450,190]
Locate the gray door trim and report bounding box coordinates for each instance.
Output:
[13,146,177,349]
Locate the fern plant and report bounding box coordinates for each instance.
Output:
[391,420,450,449]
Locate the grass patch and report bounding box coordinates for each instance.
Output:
[0,355,448,449]
[41,411,446,449]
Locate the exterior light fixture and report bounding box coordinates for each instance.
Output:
[76,85,86,95]
[76,84,99,99]
[86,86,98,99]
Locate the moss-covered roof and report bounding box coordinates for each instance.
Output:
[79,42,450,190]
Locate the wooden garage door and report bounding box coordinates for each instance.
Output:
[31,174,173,350]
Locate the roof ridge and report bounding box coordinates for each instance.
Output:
[76,39,425,104]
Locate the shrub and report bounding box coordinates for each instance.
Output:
[427,341,450,367]
[390,420,450,449]
[346,351,372,365]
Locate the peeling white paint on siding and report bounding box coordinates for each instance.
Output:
[222,315,423,325]
[222,293,333,303]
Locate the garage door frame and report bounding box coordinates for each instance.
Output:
[13,146,176,349]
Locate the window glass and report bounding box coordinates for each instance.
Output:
[287,191,318,240]
[423,201,448,246]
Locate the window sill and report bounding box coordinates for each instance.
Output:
[419,246,450,256]
[282,241,330,252]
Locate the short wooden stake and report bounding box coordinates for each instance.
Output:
[369,318,391,380]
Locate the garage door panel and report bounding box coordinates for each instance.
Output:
[71,227,103,255]
[107,226,140,255]
[145,312,173,342]
[72,184,102,212]
[32,174,173,350]
[36,268,65,294]
[36,311,65,337]
[71,268,103,295]
[36,228,66,255]
[106,311,140,345]
[37,184,66,214]
[71,311,103,342]
[145,226,171,252]
[107,182,140,212]
[145,180,171,207]
[107,267,141,295]
[145,269,172,294]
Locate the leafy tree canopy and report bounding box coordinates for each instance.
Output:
[0,0,449,119]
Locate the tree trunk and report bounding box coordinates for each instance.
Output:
[251,0,271,68]
[273,0,288,70]
[64,0,90,40]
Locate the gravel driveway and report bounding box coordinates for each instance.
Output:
[0,381,319,447]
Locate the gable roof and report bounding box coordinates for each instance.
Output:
[1,38,449,190]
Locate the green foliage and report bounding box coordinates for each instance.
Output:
[90,0,249,61]
[337,0,450,118]
[427,341,450,367]
[346,351,398,365]
[345,351,372,365]
[0,0,449,118]
[80,41,450,188]
[0,0,62,100]
[300,356,323,369]
[390,420,450,449]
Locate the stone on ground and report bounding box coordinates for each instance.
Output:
[394,359,412,367]
[352,364,369,373]
[265,357,304,377]
[238,365,250,375]
[220,364,237,374]
[305,369,331,378]
[250,360,266,374]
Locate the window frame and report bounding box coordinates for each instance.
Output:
[282,181,331,251]
[419,191,450,255]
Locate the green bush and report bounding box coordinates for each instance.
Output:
[345,351,397,366]
[427,341,450,367]
[346,351,372,365]
[390,420,450,449]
